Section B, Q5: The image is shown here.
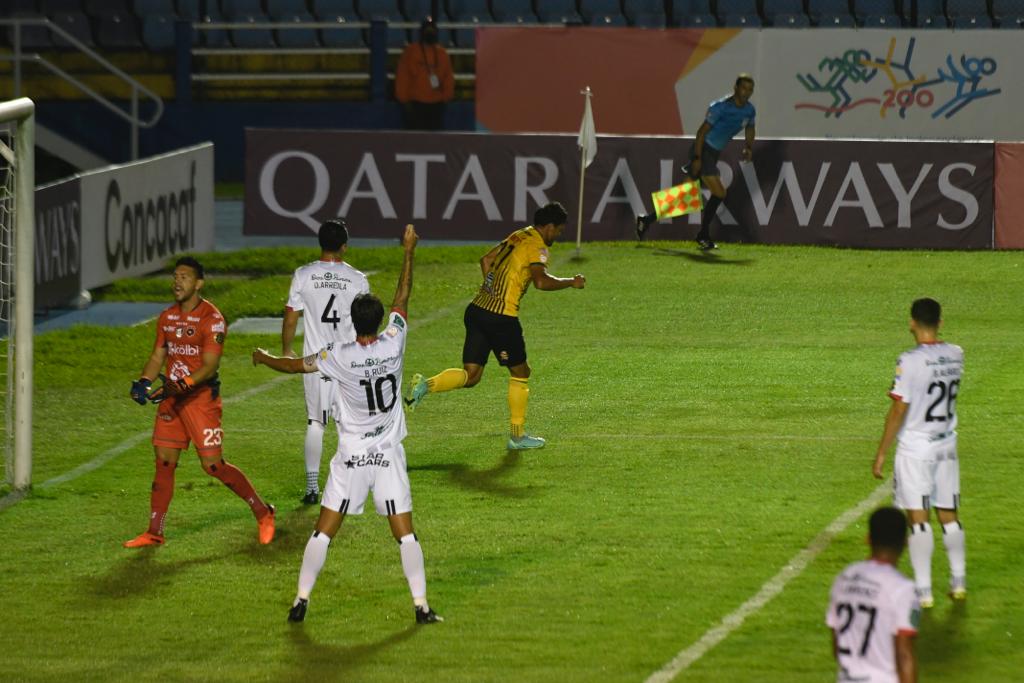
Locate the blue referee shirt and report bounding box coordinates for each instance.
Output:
[703,95,756,151]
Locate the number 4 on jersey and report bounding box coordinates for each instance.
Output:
[321,293,341,330]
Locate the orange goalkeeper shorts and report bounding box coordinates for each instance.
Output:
[152,387,224,457]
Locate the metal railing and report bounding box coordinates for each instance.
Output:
[188,19,501,87]
[0,18,164,160]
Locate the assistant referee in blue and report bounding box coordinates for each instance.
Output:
[637,74,756,250]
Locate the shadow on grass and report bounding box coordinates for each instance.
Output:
[917,599,969,668]
[89,546,230,599]
[283,623,420,681]
[640,244,755,265]
[408,449,533,498]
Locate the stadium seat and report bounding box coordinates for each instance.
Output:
[450,12,480,47]
[915,13,948,26]
[84,0,130,15]
[312,0,359,19]
[816,12,856,25]
[6,12,52,48]
[807,0,853,22]
[230,14,275,47]
[403,0,436,21]
[714,0,757,22]
[993,0,1024,17]
[141,13,176,48]
[2,0,41,16]
[96,12,142,47]
[266,0,310,16]
[722,12,760,25]
[319,14,365,46]
[38,0,84,13]
[490,0,536,21]
[996,15,1022,26]
[952,14,993,27]
[623,0,662,16]
[536,0,583,23]
[771,12,810,25]
[852,0,898,20]
[579,0,623,22]
[590,12,628,24]
[678,12,714,25]
[276,13,319,46]
[861,13,901,26]
[177,0,223,21]
[50,11,94,47]
[358,0,402,19]
[913,0,941,20]
[633,11,668,26]
[446,0,492,21]
[762,0,803,22]
[195,14,229,45]
[221,0,265,20]
[133,0,176,15]
[945,0,989,18]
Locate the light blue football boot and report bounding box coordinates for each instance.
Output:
[507,433,546,450]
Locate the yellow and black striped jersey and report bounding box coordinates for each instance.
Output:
[471,227,549,317]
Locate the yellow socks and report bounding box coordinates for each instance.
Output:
[427,368,468,393]
[508,377,529,438]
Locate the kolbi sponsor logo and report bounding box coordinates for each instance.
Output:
[169,341,201,356]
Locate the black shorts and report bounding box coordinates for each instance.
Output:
[462,303,527,368]
[688,142,721,178]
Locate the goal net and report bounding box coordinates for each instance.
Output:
[0,98,35,492]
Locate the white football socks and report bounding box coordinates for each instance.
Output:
[398,533,428,608]
[304,420,325,493]
[297,531,331,601]
[908,522,934,594]
[942,520,966,582]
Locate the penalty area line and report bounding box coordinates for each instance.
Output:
[643,481,892,683]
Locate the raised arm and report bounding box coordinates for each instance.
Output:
[391,224,418,314]
[529,263,585,291]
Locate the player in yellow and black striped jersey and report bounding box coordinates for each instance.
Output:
[404,202,585,450]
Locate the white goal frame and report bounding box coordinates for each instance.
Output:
[1,97,34,491]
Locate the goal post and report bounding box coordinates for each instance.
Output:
[0,97,34,491]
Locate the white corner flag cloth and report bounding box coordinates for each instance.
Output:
[578,95,597,168]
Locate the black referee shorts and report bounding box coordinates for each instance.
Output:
[688,142,721,178]
[462,303,527,368]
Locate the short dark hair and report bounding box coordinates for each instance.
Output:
[736,73,754,87]
[533,201,568,227]
[175,256,204,279]
[911,298,941,327]
[351,293,385,337]
[319,219,349,252]
[869,507,908,553]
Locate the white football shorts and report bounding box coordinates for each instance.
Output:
[304,371,337,425]
[893,436,960,511]
[321,442,412,516]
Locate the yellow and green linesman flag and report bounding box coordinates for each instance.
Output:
[652,180,703,220]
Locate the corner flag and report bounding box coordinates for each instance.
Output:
[577,92,596,168]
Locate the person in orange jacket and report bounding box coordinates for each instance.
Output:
[395,17,454,131]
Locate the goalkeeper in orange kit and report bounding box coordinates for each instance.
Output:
[123,257,275,548]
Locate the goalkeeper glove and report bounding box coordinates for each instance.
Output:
[130,377,152,405]
[147,374,195,403]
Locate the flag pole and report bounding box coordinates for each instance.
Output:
[575,86,592,258]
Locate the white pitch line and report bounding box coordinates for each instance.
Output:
[644,481,892,683]
[0,375,294,512]
[0,298,464,513]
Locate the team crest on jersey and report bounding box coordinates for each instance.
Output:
[539,248,549,263]
[385,325,399,337]
[175,328,183,338]
[186,328,195,337]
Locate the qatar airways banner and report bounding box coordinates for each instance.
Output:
[476,27,1021,142]
[73,143,215,290]
[245,129,993,249]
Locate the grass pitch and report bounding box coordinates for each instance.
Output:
[1,241,1022,682]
